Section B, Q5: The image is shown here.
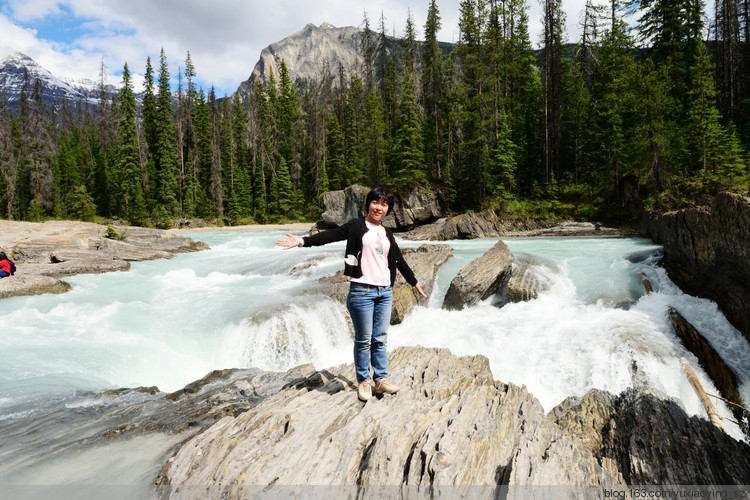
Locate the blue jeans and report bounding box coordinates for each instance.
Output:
[0,270,8,278]
[346,282,393,383]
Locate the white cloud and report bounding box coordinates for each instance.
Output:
[0,0,594,96]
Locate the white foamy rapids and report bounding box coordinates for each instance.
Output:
[392,260,748,441]
[220,298,353,373]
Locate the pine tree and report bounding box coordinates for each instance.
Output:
[28,78,55,212]
[422,0,447,180]
[633,59,678,192]
[155,49,179,216]
[392,68,426,186]
[115,62,147,223]
[687,41,726,177]
[542,0,565,185]
[0,90,17,219]
[141,56,158,203]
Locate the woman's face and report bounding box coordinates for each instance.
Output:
[367,198,389,223]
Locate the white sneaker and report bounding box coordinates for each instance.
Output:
[358,380,373,402]
[374,378,400,395]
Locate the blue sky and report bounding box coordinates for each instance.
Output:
[0,0,587,96]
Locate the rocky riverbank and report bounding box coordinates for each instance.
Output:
[0,220,208,299]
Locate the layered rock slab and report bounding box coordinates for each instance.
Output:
[158,346,619,496]
[158,346,750,496]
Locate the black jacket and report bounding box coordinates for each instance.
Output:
[301,218,418,287]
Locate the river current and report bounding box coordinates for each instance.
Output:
[1,231,749,491]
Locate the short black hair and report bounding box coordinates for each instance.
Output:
[365,187,395,215]
[0,252,6,261]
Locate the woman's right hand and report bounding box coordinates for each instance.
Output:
[277,233,302,250]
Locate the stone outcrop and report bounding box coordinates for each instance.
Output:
[551,388,750,485]
[307,244,453,324]
[318,185,448,231]
[0,220,208,299]
[639,192,750,342]
[320,185,370,227]
[443,240,514,310]
[156,346,750,495]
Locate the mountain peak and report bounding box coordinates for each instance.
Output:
[237,23,364,97]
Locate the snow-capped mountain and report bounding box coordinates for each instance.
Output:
[0,52,117,112]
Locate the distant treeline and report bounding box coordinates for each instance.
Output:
[1,0,749,226]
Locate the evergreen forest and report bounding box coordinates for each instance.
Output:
[1,0,749,227]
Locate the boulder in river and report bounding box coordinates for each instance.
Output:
[505,255,556,303]
[442,239,514,310]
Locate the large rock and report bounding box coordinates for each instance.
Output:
[157,346,750,495]
[443,240,514,310]
[639,192,750,342]
[308,244,453,324]
[552,388,750,485]
[0,364,316,497]
[319,185,447,230]
[157,346,620,494]
[320,185,370,227]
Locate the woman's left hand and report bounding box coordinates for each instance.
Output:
[415,282,428,298]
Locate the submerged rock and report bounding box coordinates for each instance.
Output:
[443,240,514,310]
[156,346,750,496]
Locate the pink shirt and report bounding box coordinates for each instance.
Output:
[351,221,391,286]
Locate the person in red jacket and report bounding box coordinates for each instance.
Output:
[0,251,13,278]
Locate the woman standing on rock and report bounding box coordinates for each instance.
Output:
[277,187,427,402]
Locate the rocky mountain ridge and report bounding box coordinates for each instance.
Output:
[0,51,118,113]
[236,22,364,100]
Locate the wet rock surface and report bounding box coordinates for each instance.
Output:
[506,255,556,303]
[639,192,750,342]
[155,346,750,496]
[668,307,743,411]
[443,240,514,310]
[0,220,208,299]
